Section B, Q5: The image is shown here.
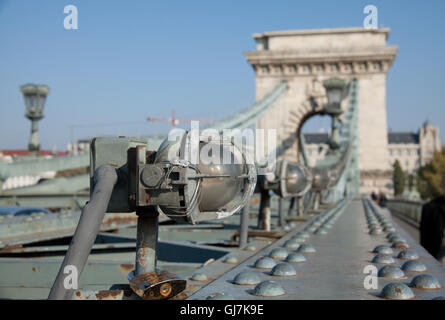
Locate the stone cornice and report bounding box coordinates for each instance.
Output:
[244,46,398,76]
[253,27,391,40]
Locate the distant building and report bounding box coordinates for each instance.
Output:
[304,121,441,185]
[0,149,68,190]
[67,138,91,155]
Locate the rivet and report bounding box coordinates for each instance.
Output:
[244,244,257,251]
[253,257,277,269]
[285,253,306,263]
[369,228,384,235]
[410,274,442,290]
[297,231,311,239]
[389,235,406,243]
[190,273,208,281]
[401,260,427,273]
[384,226,396,232]
[315,228,328,235]
[380,283,415,300]
[271,263,297,276]
[206,292,235,300]
[372,254,395,264]
[377,265,405,279]
[386,232,398,239]
[283,239,300,249]
[290,236,306,243]
[392,241,409,249]
[233,271,261,285]
[397,250,420,260]
[223,256,239,264]
[268,248,289,260]
[253,280,286,297]
[373,245,393,255]
[297,244,316,254]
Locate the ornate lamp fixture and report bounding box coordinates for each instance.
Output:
[20,84,50,152]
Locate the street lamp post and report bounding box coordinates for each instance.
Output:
[20,84,50,152]
[322,78,349,153]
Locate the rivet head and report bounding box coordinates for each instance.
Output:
[378,265,405,279]
[206,292,235,300]
[285,253,306,263]
[268,248,289,260]
[372,254,395,264]
[389,235,406,243]
[290,236,306,243]
[223,256,238,264]
[369,228,384,235]
[306,226,317,233]
[373,245,393,255]
[315,228,328,235]
[233,271,261,285]
[297,231,311,239]
[253,280,286,297]
[381,283,415,300]
[297,244,316,254]
[401,260,427,273]
[190,272,208,281]
[392,241,409,249]
[410,274,442,290]
[397,250,419,260]
[271,263,297,276]
[384,226,396,232]
[283,239,300,249]
[244,244,257,251]
[253,257,277,269]
[386,232,398,239]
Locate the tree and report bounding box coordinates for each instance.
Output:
[418,147,445,200]
[392,159,404,196]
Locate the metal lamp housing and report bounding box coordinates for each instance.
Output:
[154,132,257,224]
[261,160,312,198]
[323,78,348,116]
[311,168,331,191]
[20,84,50,120]
[277,160,312,198]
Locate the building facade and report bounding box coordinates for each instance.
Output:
[244,27,398,194]
[304,121,441,194]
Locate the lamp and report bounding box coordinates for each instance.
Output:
[20,84,50,152]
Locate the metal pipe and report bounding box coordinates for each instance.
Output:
[278,197,285,227]
[135,210,159,276]
[288,197,295,217]
[48,165,117,300]
[313,192,320,210]
[258,189,271,230]
[239,201,250,248]
[297,197,304,217]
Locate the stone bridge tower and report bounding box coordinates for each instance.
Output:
[244,27,398,194]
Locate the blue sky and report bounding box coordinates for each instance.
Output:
[0,0,444,150]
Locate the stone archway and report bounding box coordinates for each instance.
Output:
[244,27,398,193]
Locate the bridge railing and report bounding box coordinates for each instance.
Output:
[386,199,425,228]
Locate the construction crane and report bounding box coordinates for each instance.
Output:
[147,109,214,128]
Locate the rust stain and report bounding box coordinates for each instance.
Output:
[32,267,37,272]
[137,248,149,266]
[95,290,123,300]
[120,263,134,274]
[75,291,81,298]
